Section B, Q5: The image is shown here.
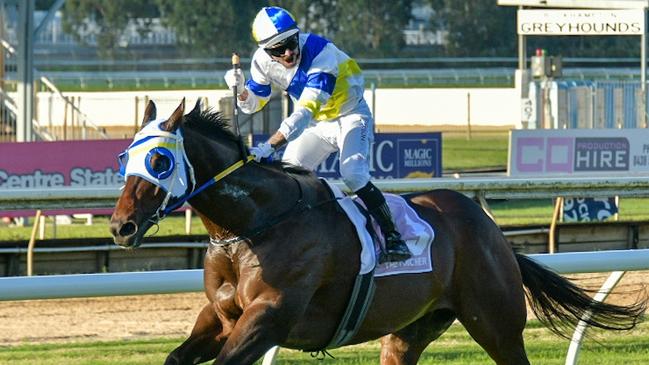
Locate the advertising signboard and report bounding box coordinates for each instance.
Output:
[0,139,129,216]
[508,129,647,222]
[253,133,442,179]
[562,197,618,222]
[0,140,128,189]
[508,129,649,176]
[517,9,645,36]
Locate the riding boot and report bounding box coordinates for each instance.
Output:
[369,202,412,263]
[355,182,412,263]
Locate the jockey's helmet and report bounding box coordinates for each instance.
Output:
[252,7,299,48]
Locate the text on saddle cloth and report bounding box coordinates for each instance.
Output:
[322,180,435,277]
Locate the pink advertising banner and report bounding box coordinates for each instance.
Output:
[1,139,130,217]
[508,129,649,177]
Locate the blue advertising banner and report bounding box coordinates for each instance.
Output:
[562,197,618,222]
[252,133,442,179]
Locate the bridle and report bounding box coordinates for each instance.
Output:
[118,122,254,224]
[119,121,338,245]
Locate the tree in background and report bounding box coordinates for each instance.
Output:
[275,0,340,40]
[335,0,413,57]
[62,0,159,59]
[264,0,413,58]
[44,0,645,62]
[155,0,264,58]
[428,0,516,56]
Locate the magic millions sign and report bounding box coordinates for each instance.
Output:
[253,133,442,179]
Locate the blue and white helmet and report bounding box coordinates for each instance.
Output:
[252,6,299,48]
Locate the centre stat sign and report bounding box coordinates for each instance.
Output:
[508,129,649,177]
[254,133,442,179]
[0,140,128,190]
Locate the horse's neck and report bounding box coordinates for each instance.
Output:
[191,164,310,239]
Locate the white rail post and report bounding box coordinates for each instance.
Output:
[262,346,280,365]
[564,271,627,365]
[185,208,192,234]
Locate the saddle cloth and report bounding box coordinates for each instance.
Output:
[323,180,435,277]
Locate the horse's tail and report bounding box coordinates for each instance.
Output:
[514,253,646,338]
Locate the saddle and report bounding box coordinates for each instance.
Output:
[317,179,435,350]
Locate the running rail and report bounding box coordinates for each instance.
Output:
[2,176,649,210]
[1,249,648,301]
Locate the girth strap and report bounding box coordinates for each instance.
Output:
[323,191,378,349]
[325,269,375,349]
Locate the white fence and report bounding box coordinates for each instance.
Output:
[3,175,649,211]
[1,249,648,301]
[29,87,519,129]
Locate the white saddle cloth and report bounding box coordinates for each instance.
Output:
[323,180,435,277]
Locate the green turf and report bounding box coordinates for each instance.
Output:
[1,320,648,364]
[442,130,509,171]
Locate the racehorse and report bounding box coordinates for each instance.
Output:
[110,99,646,365]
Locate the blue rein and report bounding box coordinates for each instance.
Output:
[160,156,254,217]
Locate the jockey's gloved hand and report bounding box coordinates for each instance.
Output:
[224,69,245,94]
[249,142,275,162]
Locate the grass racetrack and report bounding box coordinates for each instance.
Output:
[1,319,648,364]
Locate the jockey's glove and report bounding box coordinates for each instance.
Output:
[249,142,275,162]
[224,69,245,94]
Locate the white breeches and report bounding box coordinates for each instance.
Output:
[282,102,374,192]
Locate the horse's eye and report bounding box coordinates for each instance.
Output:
[145,147,175,179]
[152,154,171,173]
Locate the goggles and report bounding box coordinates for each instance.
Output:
[117,120,192,198]
[118,147,175,180]
[264,33,299,57]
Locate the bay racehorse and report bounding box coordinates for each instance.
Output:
[110,99,646,365]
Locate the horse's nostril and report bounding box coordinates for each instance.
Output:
[118,221,138,237]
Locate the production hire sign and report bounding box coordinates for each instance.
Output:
[517,9,645,35]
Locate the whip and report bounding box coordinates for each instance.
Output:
[231,52,249,158]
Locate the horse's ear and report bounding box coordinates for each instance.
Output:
[141,100,157,129]
[187,98,202,118]
[162,98,185,132]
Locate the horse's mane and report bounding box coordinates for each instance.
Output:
[185,109,312,176]
[185,108,238,141]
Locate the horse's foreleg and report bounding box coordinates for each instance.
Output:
[164,304,226,365]
[210,300,294,365]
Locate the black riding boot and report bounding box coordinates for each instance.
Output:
[355,182,412,263]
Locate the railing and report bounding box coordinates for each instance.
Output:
[37,76,109,140]
[13,67,648,90]
[2,249,647,301]
[2,176,648,211]
[1,36,108,141]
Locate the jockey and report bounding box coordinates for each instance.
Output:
[224,6,411,263]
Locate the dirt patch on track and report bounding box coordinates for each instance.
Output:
[0,272,647,346]
[0,292,206,345]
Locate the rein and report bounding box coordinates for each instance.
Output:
[210,175,340,247]
[159,155,254,218]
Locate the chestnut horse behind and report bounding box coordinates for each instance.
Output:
[110,100,645,365]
